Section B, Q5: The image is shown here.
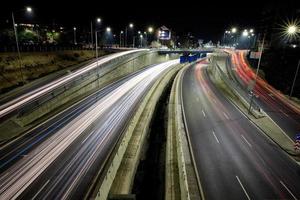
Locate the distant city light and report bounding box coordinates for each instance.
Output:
[231,27,237,33]
[250,29,254,33]
[97,18,101,23]
[26,7,32,13]
[106,27,111,32]
[129,23,134,28]
[242,30,249,37]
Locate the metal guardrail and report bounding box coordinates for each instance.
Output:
[14,50,149,117]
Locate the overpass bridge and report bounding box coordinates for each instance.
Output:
[156,48,214,55]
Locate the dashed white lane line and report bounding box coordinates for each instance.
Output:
[280,180,298,200]
[279,109,289,117]
[223,112,229,119]
[202,110,206,118]
[212,131,220,144]
[241,135,252,148]
[32,179,50,199]
[236,175,251,200]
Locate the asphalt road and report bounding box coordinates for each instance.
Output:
[0,59,179,199]
[181,61,300,200]
[230,50,300,139]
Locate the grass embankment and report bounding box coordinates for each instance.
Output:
[0,50,106,94]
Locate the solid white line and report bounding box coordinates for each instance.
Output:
[32,179,50,199]
[212,131,220,143]
[236,175,251,200]
[202,110,206,118]
[279,109,289,117]
[280,180,298,200]
[241,135,252,148]
[223,112,229,119]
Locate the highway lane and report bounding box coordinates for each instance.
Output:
[229,50,300,138]
[0,59,179,199]
[0,49,147,120]
[181,60,300,199]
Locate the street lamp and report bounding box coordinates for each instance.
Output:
[242,30,249,37]
[106,27,111,32]
[120,30,124,47]
[287,25,297,34]
[248,34,266,113]
[148,27,153,33]
[231,27,237,33]
[285,25,300,98]
[140,34,143,47]
[73,27,77,45]
[11,6,33,84]
[91,17,102,50]
[125,23,134,47]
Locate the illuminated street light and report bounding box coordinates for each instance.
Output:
[106,27,111,32]
[250,29,254,33]
[138,31,141,34]
[26,6,32,13]
[148,27,153,33]
[97,18,101,23]
[73,27,77,45]
[242,30,249,37]
[287,25,297,34]
[11,6,34,83]
[129,23,134,28]
[231,27,237,33]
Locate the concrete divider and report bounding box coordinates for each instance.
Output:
[86,62,183,200]
[166,63,203,200]
[9,51,178,127]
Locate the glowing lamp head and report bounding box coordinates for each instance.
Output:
[148,27,153,33]
[26,7,32,13]
[231,27,237,33]
[287,25,297,34]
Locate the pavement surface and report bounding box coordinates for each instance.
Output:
[229,50,300,139]
[181,60,300,200]
[0,59,179,199]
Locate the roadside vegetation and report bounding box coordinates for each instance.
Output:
[0,50,107,94]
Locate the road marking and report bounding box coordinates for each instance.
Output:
[212,131,220,143]
[223,112,229,119]
[202,110,206,118]
[279,109,289,117]
[241,135,252,148]
[32,179,50,199]
[236,175,251,200]
[280,180,298,200]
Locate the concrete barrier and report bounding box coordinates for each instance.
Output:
[86,62,183,200]
[166,63,203,200]
[14,51,179,127]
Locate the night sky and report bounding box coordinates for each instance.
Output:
[1,0,299,42]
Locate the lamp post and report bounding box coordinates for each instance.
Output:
[11,6,33,84]
[125,23,133,47]
[286,25,300,98]
[248,33,265,114]
[73,27,77,45]
[120,31,124,47]
[140,34,143,47]
[90,17,101,50]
